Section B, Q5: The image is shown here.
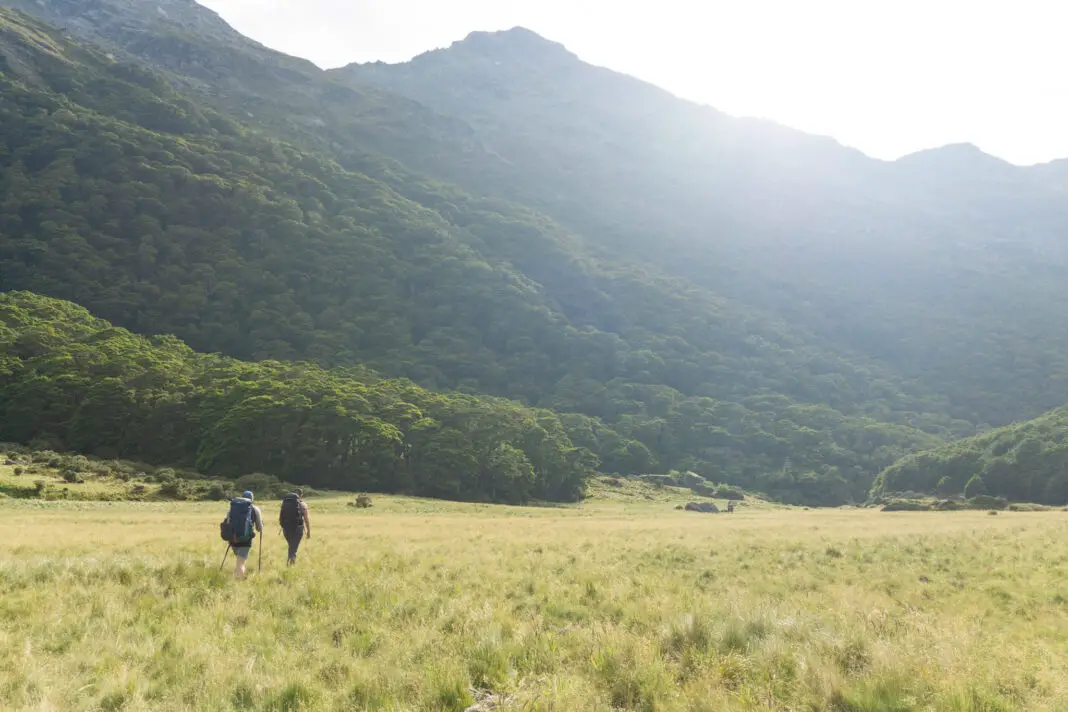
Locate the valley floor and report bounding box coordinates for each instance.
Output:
[1,497,1067,711]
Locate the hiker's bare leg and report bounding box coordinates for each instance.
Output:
[235,557,247,579]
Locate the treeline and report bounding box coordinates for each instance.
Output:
[872,406,1068,505]
[0,292,593,503]
[0,10,964,504]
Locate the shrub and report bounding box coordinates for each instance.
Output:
[13,466,23,476]
[68,455,91,472]
[61,469,84,484]
[32,450,62,467]
[235,473,286,497]
[712,485,745,500]
[206,483,228,501]
[881,501,930,512]
[968,495,1009,511]
[111,461,140,476]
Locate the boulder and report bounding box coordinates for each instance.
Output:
[684,502,719,513]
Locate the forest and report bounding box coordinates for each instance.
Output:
[0,291,593,503]
[0,7,956,505]
[1,3,1067,504]
[873,406,1068,505]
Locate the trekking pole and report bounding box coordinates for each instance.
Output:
[258,529,263,573]
[218,543,231,571]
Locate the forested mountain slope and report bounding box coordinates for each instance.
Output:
[1,2,1064,504]
[0,291,592,502]
[0,6,964,504]
[874,405,1068,505]
[340,29,1068,428]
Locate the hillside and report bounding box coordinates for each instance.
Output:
[873,406,1068,505]
[5,2,1068,505]
[0,291,596,503]
[0,6,972,504]
[339,28,1068,429]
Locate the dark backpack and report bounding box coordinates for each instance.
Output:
[220,497,255,544]
[280,493,303,529]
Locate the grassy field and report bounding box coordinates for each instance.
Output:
[2,493,1067,711]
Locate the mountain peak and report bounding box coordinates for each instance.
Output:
[444,26,576,62]
[897,142,1010,167]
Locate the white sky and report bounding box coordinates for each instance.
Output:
[196,0,1068,165]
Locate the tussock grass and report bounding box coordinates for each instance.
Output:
[1,499,1067,710]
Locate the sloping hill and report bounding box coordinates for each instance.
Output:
[339,28,1068,428]
[0,6,962,503]
[0,291,594,502]
[873,406,1068,505]
[7,3,1068,504]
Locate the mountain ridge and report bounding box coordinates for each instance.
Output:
[348,25,1064,169]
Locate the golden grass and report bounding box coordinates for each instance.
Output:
[1,496,1067,711]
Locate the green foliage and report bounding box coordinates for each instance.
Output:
[874,405,1068,505]
[880,501,930,512]
[342,28,1068,439]
[0,8,959,505]
[0,292,593,503]
[712,485,746,501]
[964,475,987,499]
[936,476,954,496]
[967,495,1008,511]
[9,6,1068,507]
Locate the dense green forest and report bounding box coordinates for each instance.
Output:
[873,406,1068,505]
[2,2,1068,504]
[0,7,961,505]
[0,291,593,503]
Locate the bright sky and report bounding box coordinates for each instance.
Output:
[197,0,1068,165]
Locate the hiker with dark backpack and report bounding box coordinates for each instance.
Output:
[219,490,263,579]
[279,488,311,566]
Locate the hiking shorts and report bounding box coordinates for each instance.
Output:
[233,542,253,559]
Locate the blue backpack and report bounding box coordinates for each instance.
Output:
[220,497,255,544]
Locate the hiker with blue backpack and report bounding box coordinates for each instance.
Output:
[220,490,263,579]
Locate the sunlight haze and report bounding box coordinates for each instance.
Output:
[197,0,1068,165]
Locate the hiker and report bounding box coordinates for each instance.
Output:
[727,500,736,513]
[222,490,263,579]
[279,488,311,566]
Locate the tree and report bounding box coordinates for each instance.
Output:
[964,474,987,499]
